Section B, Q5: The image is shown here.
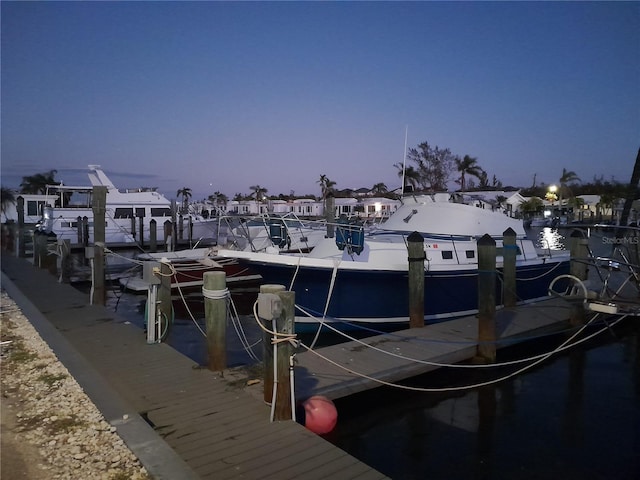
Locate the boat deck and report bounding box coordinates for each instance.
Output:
[1,254,388,480]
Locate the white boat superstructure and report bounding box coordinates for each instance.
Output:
[32,165,219,246]
[227,213,328,253]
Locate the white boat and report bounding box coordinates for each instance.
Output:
[228,213,328,253]
[30,165,219,246]
[120,213,329,292]
[215,193,571,330]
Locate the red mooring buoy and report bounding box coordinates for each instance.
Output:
[302,395,338,434]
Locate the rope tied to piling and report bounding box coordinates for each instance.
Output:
[202,286,230,300]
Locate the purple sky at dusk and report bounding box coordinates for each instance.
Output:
[1,1,638,201]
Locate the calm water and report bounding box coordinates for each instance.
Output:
[87,226,639,479]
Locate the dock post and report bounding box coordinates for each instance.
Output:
[171,200,178,249]
[569,230,590,325]
[203,271,228,371]
[477,234,496,363]
[149,219,157,252]
[92,244,107,305]
[57,239,72,283]
[407,231,425,328]
[158,261,173,341]
[93,186,108,306]
[76,215,83,245]
[259,284,286,404]
[325,194,335,238]
[164,220,173,252]
[82,216,90,247]
[274,290,295,421]
[143,261,161,343]
[503,227,517,308]
[569,230,589,281]
[17,196,25,257]
[138,215,144,248]
[33,232,47,268]
[179,214,184,241]
[130,216,136,243]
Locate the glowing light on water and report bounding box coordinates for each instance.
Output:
[535,227,566,250]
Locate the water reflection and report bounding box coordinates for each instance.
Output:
[329,321,640,480]
[527,226,567,250]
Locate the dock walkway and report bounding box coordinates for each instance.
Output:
[1,255,388,480]
[294,298,573,401]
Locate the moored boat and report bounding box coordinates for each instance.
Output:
[26,165,219,246]
[216,193,571,330]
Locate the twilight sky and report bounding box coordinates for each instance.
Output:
[1,1,638,201]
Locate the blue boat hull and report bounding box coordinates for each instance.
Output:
[241,259,571,330]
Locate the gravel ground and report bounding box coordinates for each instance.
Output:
[1,290,151,480]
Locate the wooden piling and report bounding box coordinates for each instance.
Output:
[477,234,496,363]
[93,186,107,306]
[569,229,590,325]
[260,284,286,404]
[33,233,47,268]
[149,219,157,252]
[171,200,178,246]
[325,194,335,238]
[57,239,72,283]
[203,271,227,371]
[138,216,144,248]
[158,261,173,340]
[17,197,25,257]
[76,216,83,245]
[274,290,295,421]
[130,216,136,242]
[569,230,589,281]
[82,216,90,247]
[164,220,173,252]
[502,227,517,308]
[407,231,425,328]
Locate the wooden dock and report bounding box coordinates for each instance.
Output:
[294,298,573,401]
[1,254,388,480]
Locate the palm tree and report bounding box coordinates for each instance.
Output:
[455,155,484,191]
[394,163,420,192]
[1,187,16,218]
[519,197,543,218]
[208,191,228,206]
[371,183,388,196]
[249,185,268,202]
[567,196,585,222]
[20,170,58,194]
[176,187,192,213]
[597,192,617,222]
[317,174,336,201]
[558,168,580,210]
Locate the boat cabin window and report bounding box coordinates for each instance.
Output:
[135,208,145,218]
[441,251,454,260]
[465,250,475,259]
[114,208,134,219]
[27,200,46,216]
[150,207,172,217]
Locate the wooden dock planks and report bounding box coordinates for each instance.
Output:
[293,297,573,401]
[1,255,388,480]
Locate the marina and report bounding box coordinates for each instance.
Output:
[2,223,639,478]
